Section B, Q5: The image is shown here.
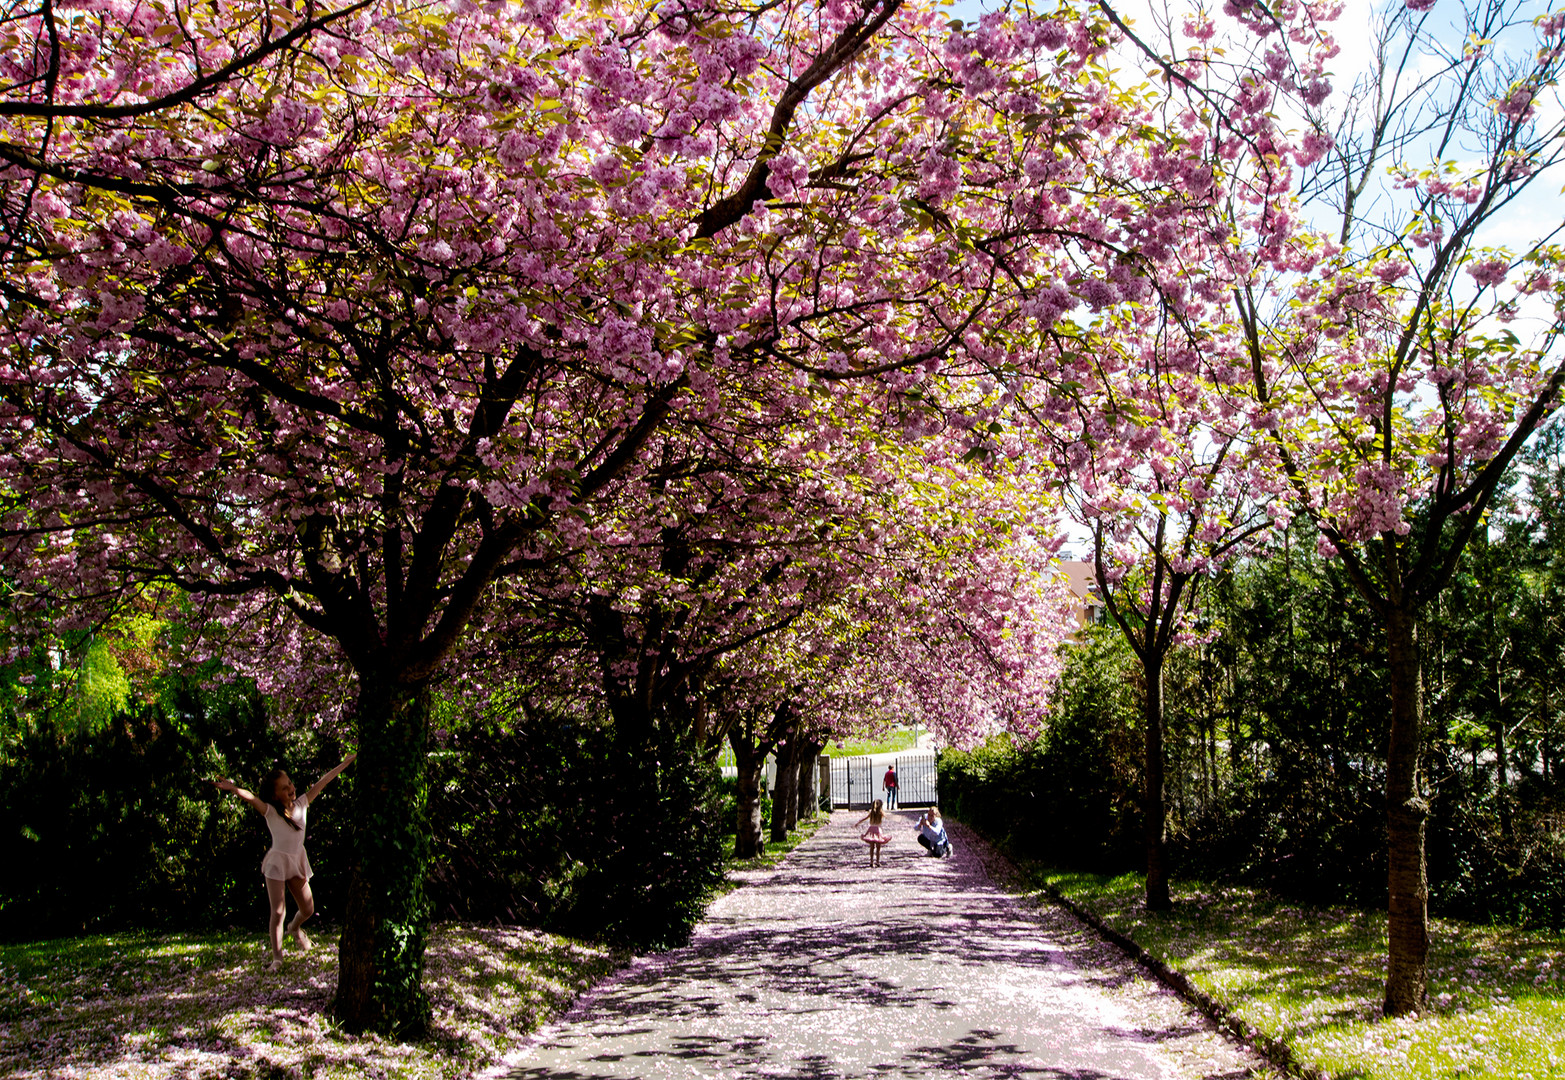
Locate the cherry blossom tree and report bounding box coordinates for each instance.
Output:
[1063,407,1273,910]
[756,454,1077,753]
[1106,0,1565,1014]
[983,0,1343,911]
[0,0,1244,1031]
[1241,2,1564,1017]
[524,429,1080,854]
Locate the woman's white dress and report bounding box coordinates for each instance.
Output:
[261,795,313,881]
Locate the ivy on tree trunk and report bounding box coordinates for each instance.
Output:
[333,677,432,1037]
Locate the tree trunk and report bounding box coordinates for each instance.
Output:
[1384,604,1429,1016]
[1494,716,1513,838]
[1143,653,1171,911]
[730,733,765,859]
[796,738,822,820]
[770,739,799,844]
[781,751,800,833]
[333,676,433,1037]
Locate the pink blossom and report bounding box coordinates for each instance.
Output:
[1466,258,1508,289]
[1374,259,1411,284]
[606,107,646,143]
[1496,85,1536,120]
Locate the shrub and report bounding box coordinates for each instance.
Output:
[3,671,734,953]
[426,715,727,951]
[0,680,349,939]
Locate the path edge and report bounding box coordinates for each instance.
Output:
[957,821,1327,1080]
[473,811,833,1080]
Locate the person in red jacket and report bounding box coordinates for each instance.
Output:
[883,764,899,809]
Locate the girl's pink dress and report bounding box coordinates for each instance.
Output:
[861,824,889,847]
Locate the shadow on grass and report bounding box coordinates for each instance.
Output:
[0,924,623,1080]
[1029,868,1565,1080]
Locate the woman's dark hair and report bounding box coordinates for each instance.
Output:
[263,768,302,830]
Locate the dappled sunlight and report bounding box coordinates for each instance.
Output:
[1041,871,1565,1080]
[498,812,1262,1079]
[0,925,620,1079]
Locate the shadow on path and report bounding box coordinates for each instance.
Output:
[499,811,1260,1080]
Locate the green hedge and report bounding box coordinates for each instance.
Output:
[428,716,726,950]
[0,681,351,938]
[2,688,729,952]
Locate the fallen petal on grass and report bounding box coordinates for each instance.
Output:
[0,924,626,1079]
[1031,869,1565,1080]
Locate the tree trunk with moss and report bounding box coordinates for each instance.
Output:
[333,676,432,1037]
[1384,604,1429,1016]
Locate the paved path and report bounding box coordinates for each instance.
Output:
[499,812,1263,1080]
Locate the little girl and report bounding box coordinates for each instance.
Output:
[212,752,356,969]
[856,798,891,867]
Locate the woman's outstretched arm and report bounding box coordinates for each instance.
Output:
[304,752,357,802]
[212,778,269,815]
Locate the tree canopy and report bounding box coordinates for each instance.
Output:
[1,0,1561,1033]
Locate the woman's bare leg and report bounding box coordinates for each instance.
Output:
[265,877,288,967]
[284,877,315,951]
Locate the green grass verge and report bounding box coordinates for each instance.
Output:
[822,729,919,757]
[1023,868,1565,1080]
[0,923,627,1079]
[723,812,828,876]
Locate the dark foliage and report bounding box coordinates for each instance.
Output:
[426,714,727,951]
[0,680,350,939]
[947,486,1565,927]
[1169,542,1392,906]
[1428,764,1565,929]
[2,685,729,951]
[942,626,1142,872]
[559,726,726,949]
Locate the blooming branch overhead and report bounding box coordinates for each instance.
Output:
[0,0,1276,1030]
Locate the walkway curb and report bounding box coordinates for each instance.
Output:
[958,829,1322,1080]
[1032,879,1326,1080]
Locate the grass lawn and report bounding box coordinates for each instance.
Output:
[724,810,828,875]
[0,923,625,1079]
[1,817,834,1080]
[1025,869,1565,1080]
[822,729,920,757]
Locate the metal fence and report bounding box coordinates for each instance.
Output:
[827,753,937,810]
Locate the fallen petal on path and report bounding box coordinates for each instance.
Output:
[493,811,1266,1080]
